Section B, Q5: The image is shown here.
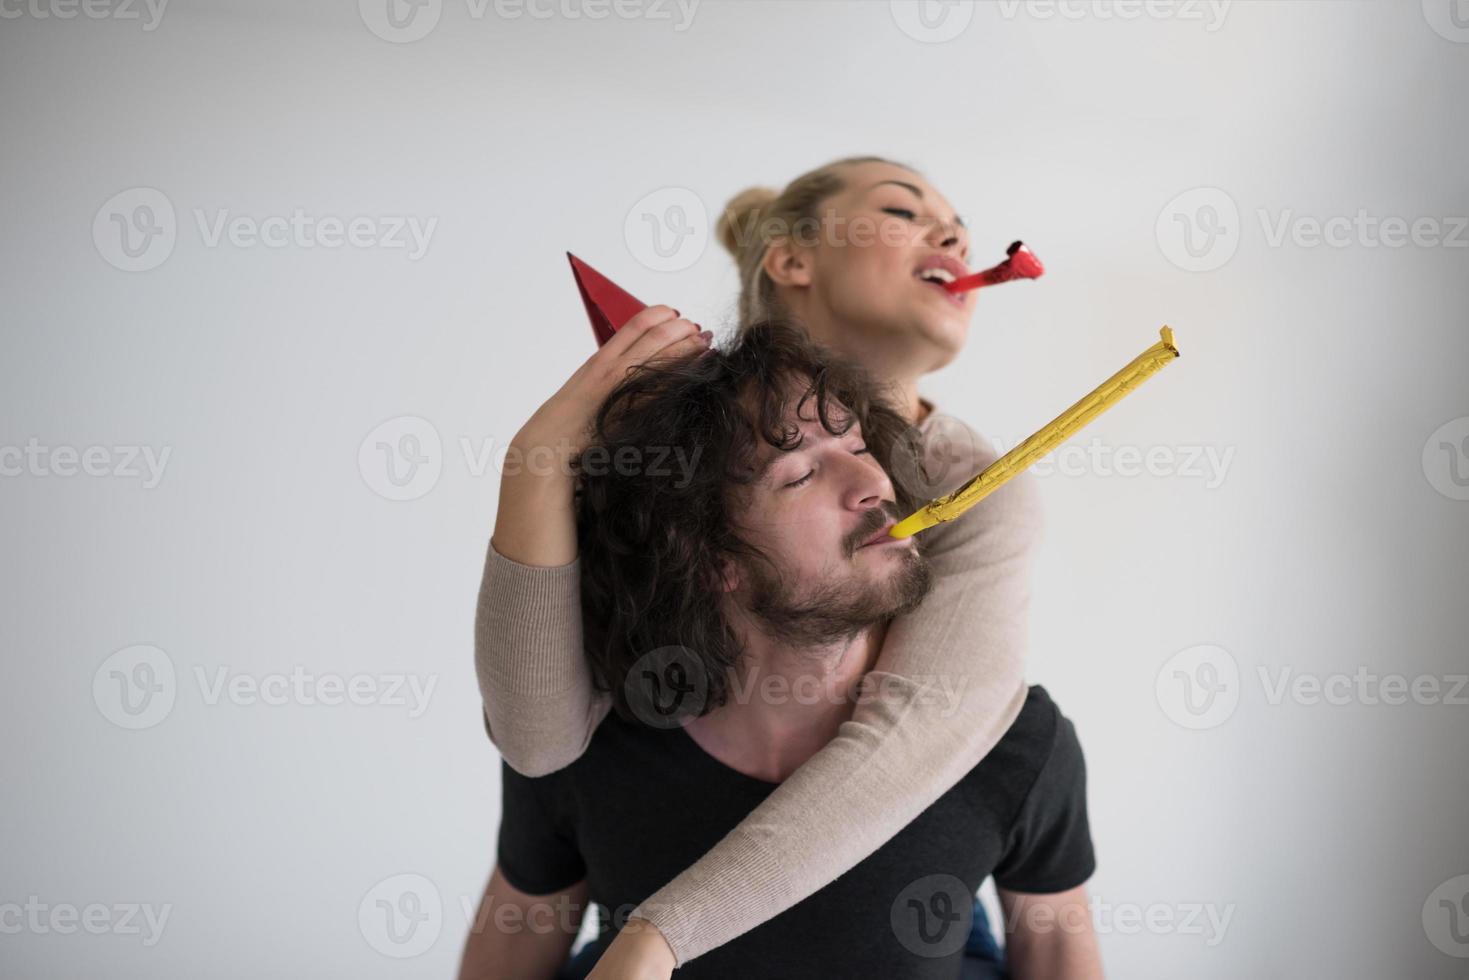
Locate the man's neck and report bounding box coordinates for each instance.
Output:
[682,617,890,783]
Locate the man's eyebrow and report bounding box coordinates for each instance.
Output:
[752,444,796,486]
[866,180,966,229]
[751,421,864,486]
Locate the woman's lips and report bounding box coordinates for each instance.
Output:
[917,277,967,307]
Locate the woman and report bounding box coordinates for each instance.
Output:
[475,156,1045,978]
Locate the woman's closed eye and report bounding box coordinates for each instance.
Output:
[881,207,917,221]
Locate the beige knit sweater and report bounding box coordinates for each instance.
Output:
[474,409,1045,966]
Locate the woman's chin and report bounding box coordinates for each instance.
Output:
[911,311,969,364]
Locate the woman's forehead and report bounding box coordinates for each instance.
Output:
[839,161,948,210]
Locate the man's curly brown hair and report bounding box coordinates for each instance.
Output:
[574,317,933,724]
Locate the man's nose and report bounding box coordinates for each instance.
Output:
[840,453,892,512]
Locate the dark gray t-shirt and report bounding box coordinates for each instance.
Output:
[497,685,1095,979]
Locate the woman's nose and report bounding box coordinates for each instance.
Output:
[927,217,969,260]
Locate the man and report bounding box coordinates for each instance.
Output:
[462,320,1102,979]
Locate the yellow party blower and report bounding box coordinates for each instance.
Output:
[889,326,1181,540]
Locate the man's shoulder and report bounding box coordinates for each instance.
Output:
[1007,684,1072,750]
[958,685,1084,805]
[513,709,670,785]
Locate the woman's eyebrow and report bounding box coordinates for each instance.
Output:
[869,178,925,199]
[865,180,966,229]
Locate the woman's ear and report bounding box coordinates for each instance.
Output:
[762,237,814,288]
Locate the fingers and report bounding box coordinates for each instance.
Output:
[642,328,711,367]
[614,305,707,365]
[601,304,681,356]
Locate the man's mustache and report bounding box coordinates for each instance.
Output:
[845,500,901,557]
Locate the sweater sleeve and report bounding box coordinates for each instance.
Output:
[628,415,1046,965]
[474,543,612,776]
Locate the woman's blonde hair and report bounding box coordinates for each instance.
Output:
[715,155,917,334]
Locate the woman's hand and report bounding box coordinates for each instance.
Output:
[584,917,677,980]
[515,305,709,455]
[491,306,708,568]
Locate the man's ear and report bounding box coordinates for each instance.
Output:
[761,237,814,289]
[713,558,740,594]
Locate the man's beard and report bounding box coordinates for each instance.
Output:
[740,543,933,648]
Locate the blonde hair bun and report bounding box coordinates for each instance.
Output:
[716,186,778,259]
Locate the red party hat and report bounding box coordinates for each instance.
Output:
[568,252,648,346]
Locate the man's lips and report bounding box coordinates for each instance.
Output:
[858,520,899,549]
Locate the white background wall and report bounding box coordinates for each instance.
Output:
[2,1,1467,977]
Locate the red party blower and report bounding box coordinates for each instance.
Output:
[945,241,1045,294]
[569,252,648,347]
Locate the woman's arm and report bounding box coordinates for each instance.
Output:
[476,540,611,777]
[477,306,709,776]
[622,418,1045,966]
